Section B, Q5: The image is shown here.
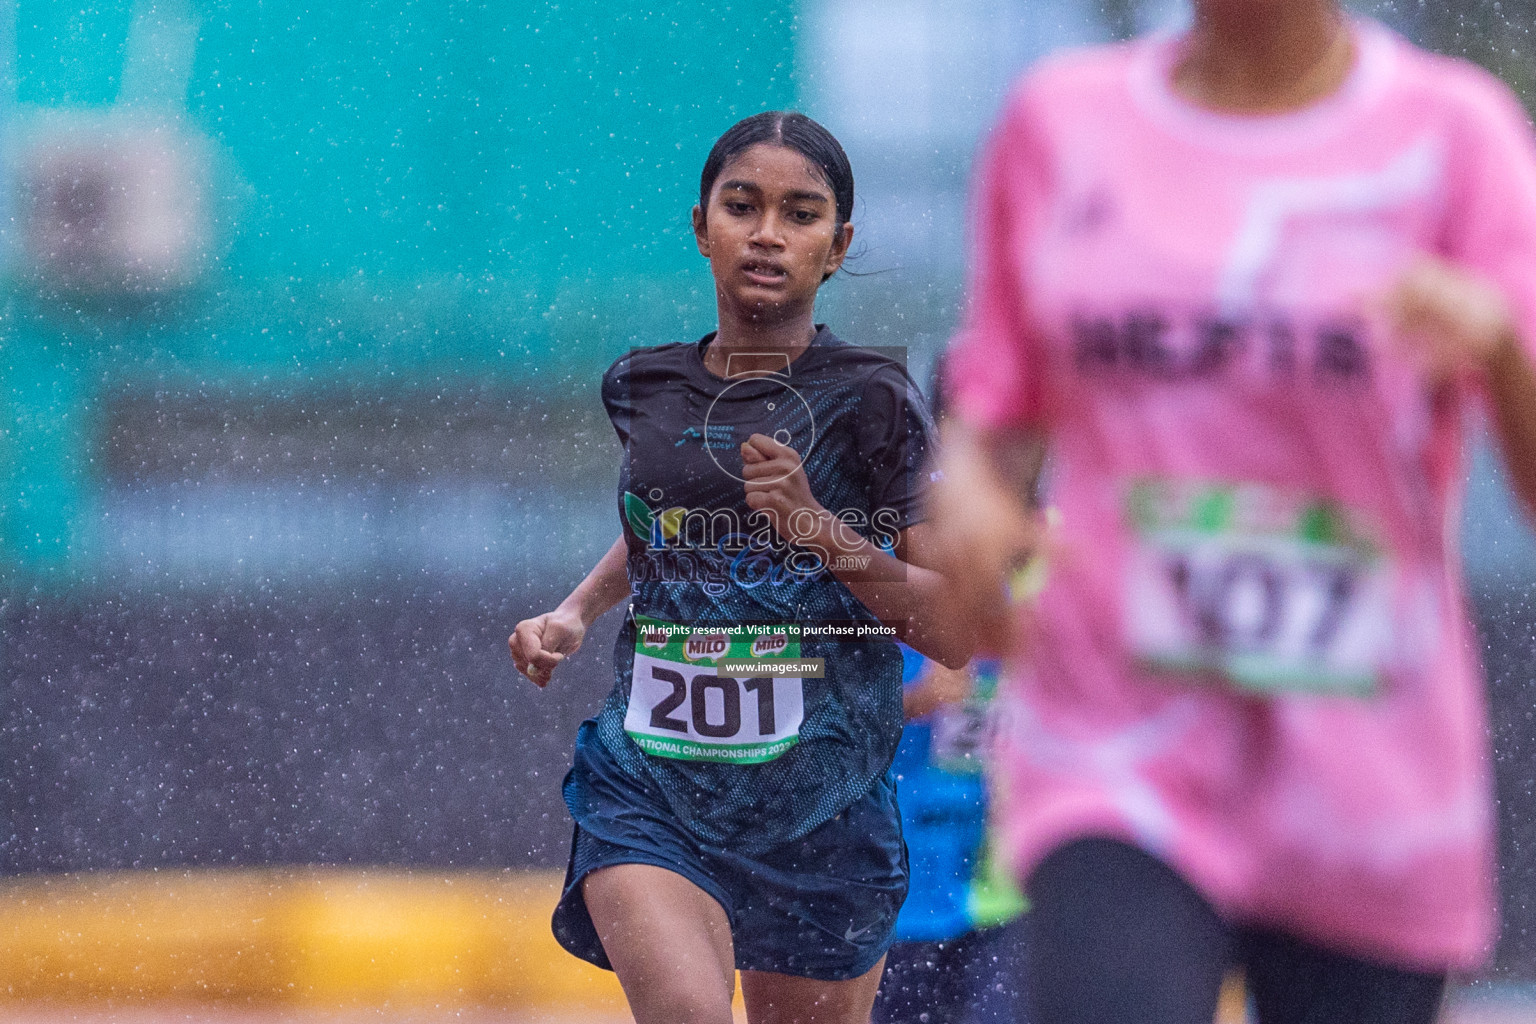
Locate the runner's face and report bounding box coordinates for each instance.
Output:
[694,143,852,324]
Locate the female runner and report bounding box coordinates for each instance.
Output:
[931,1,1536,1022]
[511,111,969,1024]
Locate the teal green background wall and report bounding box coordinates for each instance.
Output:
[1,0,799,574]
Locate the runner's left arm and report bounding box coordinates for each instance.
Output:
[1485,332,1536,521]
[1386,256,1536,522]
[1397,79,1536,524]
[741,433,979,668]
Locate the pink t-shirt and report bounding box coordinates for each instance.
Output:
[947,20,1536,971]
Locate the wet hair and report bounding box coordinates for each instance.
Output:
[698,111,854,230]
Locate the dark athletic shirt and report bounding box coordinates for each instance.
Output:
[583,325,936,854]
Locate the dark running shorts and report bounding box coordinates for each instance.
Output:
[552,720,908,981]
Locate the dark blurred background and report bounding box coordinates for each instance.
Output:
[0,0,1532,980]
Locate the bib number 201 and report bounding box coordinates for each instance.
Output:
[646,667,780,738]
[626,653,805,764]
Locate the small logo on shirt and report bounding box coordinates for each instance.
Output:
[674,424,737,449]
[1064,185,1115,236]
[844,921,877,944]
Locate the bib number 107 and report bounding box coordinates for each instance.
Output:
[1167,550,1355,652]
[1126,539,1393,696]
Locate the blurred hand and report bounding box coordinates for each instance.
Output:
[1384,255,1518,383]
[903,662,974,721]
[928,439,1039,656]
[509,607,586,688]
[741,433,827,543]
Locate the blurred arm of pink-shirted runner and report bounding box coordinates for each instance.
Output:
[931,85,1054,657]
[1403,70,1536,522]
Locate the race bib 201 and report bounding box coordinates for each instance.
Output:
[625,616,806,763]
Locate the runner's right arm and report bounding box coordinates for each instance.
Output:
[510,535,631,687]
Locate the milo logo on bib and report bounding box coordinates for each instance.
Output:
[626,617,806,764]
[1124,479,1397,697]
[751,632,790,658]
[684,632,730,662]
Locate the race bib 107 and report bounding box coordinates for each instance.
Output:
[625,616,806,764]
[1124,479,1395,698]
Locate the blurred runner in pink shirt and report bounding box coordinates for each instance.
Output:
[932,1,1536,1021]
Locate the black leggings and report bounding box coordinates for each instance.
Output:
[1024,838,1447,1024]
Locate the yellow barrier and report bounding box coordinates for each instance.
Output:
[0,869,628,1011]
